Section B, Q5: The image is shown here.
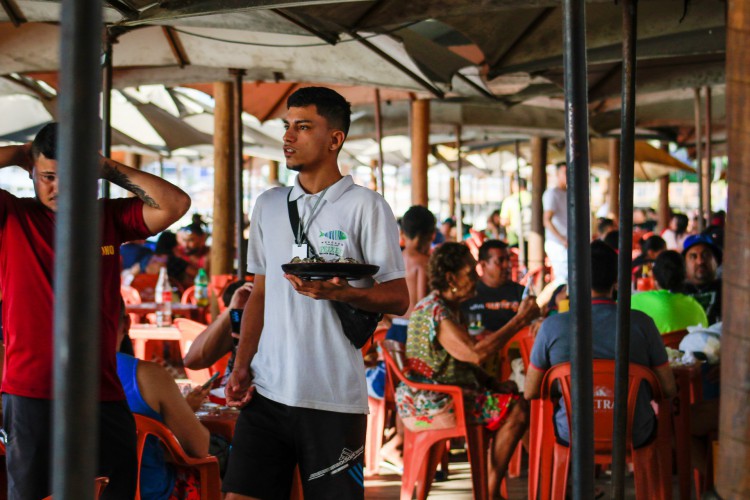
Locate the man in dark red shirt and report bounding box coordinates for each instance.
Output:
[0,123,190,499]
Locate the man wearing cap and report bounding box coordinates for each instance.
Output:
[682,234,722,325]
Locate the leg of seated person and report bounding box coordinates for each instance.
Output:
[489,399,528,499]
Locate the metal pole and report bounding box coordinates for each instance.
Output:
[562,0,594,498]
[374,88,386,197]
[100,29,112,198]
[232,69,246,281]
[455,125,463,240]
[514,140,526,269]
[612,1,637,498]
[694,88,704,231]
[53,0,103,498]
[703,85,712,222]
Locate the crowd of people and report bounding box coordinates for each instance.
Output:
[0,84,726,500]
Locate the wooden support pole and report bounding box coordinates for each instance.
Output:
[448,176,456,218]
[658,176,670,232]
[717,1,750,497]
[268,160,279,183]
[703,85,712,222]
[608,138,620,223]
[411,99,429,207]
[530,136,547,282]
[369,158,379,191]
[694,88,704,231]
[211,81,235,276]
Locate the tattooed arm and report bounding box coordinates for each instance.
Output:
[100,157,191,234]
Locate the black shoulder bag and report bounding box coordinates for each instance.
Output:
[287,191,382,349]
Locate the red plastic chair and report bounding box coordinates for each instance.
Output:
[363,327,391,475]
[529,360,673,500]
[497,326,531,478]
[381,340,505,500]
[134,415,220,500]
[173,318,231,386]
[662,328,688,349]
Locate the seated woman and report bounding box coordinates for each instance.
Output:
[395,242,539,498]
[631,250,708,334]
[116,306,210,500]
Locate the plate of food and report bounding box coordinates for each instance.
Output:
[282,257,379,281]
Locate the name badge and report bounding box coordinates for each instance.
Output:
[292,244,308,260]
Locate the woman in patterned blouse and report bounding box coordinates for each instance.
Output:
[395,242,539,497]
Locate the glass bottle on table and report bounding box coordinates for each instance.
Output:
[194,268,209,307]
[155,267,172,327]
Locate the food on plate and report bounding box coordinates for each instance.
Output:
[288,256,362,264]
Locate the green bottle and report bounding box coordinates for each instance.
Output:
[194,268,209,307]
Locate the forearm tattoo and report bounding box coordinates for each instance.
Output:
[102,163,160,208]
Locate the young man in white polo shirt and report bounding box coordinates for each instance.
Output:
[224,87,409,500]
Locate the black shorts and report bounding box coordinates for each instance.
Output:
[2,395,137,500]
[223,393,366,500]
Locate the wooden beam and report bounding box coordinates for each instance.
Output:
[162,27,190,68]
[608,138,620,223]
[411,99,429,207]
[212,81,235,276]
[488,7,556,75]
[0,0,25,26]
[703,85,712,221]
[529,136,547,282]
[717,1,750,497]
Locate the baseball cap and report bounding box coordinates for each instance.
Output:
[682,234,722,265]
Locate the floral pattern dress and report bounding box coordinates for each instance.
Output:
[395,291,518,431]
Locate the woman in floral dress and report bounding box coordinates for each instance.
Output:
[395,242,539,497]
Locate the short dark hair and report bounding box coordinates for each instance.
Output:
[32,122,58,160]
[597,218,615,235]
[555,161,567,170]
[602,230,619,251]
[653,250,685,293]
[642,235,666,255]
[428,242,475,292]
[287,87,351,137]
[478,239,509,262]
[155,230,178,254]
[591,240,618,293]
[401,206,436,239]
[672,213,689,235]
[222,279,249,306]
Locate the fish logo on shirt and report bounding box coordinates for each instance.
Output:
[320,230,347,241]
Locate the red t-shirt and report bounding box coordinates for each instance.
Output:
[0,191,151,400]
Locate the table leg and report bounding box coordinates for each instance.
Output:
[673,373,691,500]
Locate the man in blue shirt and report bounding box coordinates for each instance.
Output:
[524,241,676,447]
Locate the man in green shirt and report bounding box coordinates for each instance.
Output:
[631,250,708,334]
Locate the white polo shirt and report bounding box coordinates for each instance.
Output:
[246,175,405,413]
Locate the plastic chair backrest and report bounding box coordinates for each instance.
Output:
[181,286,196,305]
[130,273,159,302]
[133,415,220,500]
[121,285,142,305]
[662,328,688,349]
[499,326,530,380]
[532,360,672,500]
[173,318,230,385]
[211,274,238,310]
[542,360,664,454]
[518,335,534,370]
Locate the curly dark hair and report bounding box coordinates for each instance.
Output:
[428,242,475,292]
